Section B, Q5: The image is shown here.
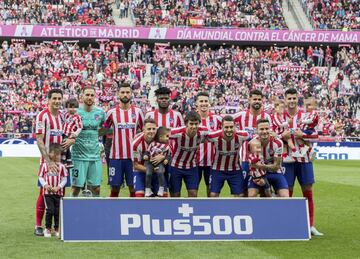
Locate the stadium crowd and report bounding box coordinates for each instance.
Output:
[0,0,114,25]
[131,0,288,29]
[0,40,358,139]
[303,0,360,30]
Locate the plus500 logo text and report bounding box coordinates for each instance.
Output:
[120,203,253,236]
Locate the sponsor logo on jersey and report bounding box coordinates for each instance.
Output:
[180,146,198,152]
[219,150,238,156]
[50,130,63,136]
[117,123,136,129]
[119,203,253,236]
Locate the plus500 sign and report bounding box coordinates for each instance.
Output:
[120,203,253,236]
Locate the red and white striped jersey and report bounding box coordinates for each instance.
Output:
[170,126,208,169]
[248,153,266,178]
[251,136,283,173]
[272,113,288,135]
[104,106,144,159]
[301,110,319,130]
[61,111,83,137]
[145,109,184,128]
[38,162,68,196]
[132,133,150,166]
[233,109,272,162]
[35,109,64,163]
[148,141,171,157]
[208,130,249,171]
[197,114,222,167]
[284,110,312,163]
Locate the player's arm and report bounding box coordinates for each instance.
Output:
[236,130,251,140]
[256,157,281,172]
[36,134,59,173]
[132,141,147,173]
[38,164,51,191]
[100,110,114,135]
[206,130,221,143]
[170,127,184,139]
[136,109,145,133]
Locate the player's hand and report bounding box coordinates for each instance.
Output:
[269,130,278,138]
[150,154,165,166]
[281,130,291,140]
[52,186,60,192]
[44,184,51,192]
[163,159,169,165]
[143,155,149,161]
[47,160,59,173]
[253,178,265,186]
[294,129,304,139]
[62,138,75,150]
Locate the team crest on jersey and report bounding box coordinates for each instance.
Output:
[131,113,137,119]
[209,121,215,128]
[94,114,100,120]
[169,118,174,124]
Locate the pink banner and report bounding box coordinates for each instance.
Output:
[0,25,359,44]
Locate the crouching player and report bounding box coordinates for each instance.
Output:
[207,116,249,197]
[248,119,289,197]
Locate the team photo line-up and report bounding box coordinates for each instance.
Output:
[34,84,323,238]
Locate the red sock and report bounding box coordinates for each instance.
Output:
[35,190,45,227]
[129,192,135,197]
[162,192,168,198]
[289,190,293,197]
[303,190,314,227]
[110,190,119,197]
[135,192,144,197]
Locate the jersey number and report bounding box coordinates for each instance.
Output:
[109,167,116,176]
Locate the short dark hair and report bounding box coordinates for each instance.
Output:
[118,82,132,90]
[185,111,201,124]
[154,126,170,142]
[143,118,156,126]
[82,86,96,93]
[47,89,63,99]
[49,143,62,153]
[155,87,171,96]
[249,89,263,98]
[196,92,209,101]
[65,98,79,108]
[256,119,270,127]
[222,115,234,124]
[284,88,298,96]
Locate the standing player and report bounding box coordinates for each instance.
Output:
[132,118,168,197]
[169,111,208,197]
[207,116,249,197]
[34,89,75,236]
[71,87,106,197]
[145,87,184,128]
[195,92,222,196]
[233,89,272,193]
[104,83,144,197]
[247,119,289,197]
[282,88,323,236]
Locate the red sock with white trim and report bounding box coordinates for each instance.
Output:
[303,190,314,226]
[135,193,144,197]
[35,191,45,228]
[129,192,135,197]
[110,190,119,197]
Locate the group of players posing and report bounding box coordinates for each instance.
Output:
[34,84,323,238]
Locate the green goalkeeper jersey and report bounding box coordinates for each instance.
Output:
[72,106,106,161]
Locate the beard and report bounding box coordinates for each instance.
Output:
[252,103,261,110]
[120,97,131,104]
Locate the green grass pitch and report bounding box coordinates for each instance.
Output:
[0,158,359,258]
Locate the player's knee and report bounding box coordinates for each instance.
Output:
[188,190,198,197]
[210,192,219,197]
[248,189,258,197]
[278,189,289,197]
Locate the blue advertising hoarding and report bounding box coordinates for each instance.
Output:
[61,198,310,242]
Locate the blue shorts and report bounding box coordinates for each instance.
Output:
[108,159,134,186]
[283,162,315,187]
[169,166,199,193]
[133,171,168,193]
[210,170,245,195]
[198,166,211,185]
[241,161,251,189]
[302,129,315,135]
[248,172,288,191]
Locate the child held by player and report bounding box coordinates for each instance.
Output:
[143,127,171,197]
[38,143,68,238]
[298,97,319,157]
[62,98,83,168]
[272,99,303,162]
[248,139,272,197]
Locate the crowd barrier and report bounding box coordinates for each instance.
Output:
[0,138,358,160]
[0,25,359,44]
[61,198,310,242]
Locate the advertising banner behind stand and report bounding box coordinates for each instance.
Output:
[61,198,310,242]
